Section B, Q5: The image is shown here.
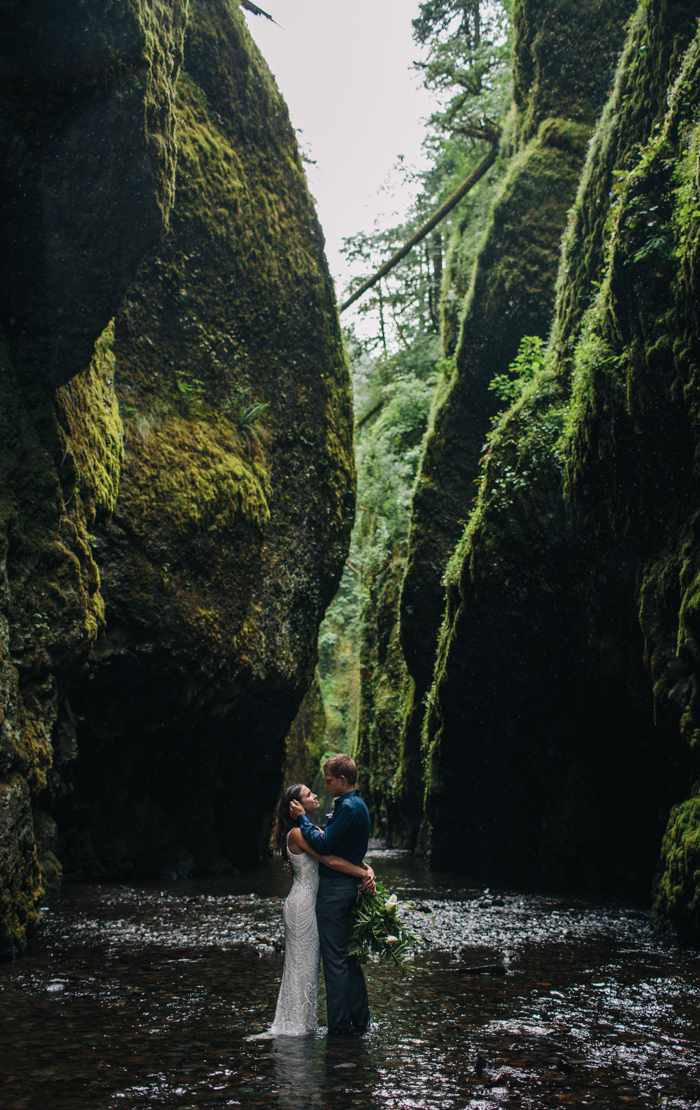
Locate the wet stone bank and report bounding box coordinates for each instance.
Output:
[1,850,699,1109]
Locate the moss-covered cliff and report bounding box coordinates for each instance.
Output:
[0,0,354,957]
[352,360,435,847]
[354,545,414,844]
[419,0,700,936]
[0,0,187,388]
[401,0,635,700]
[54,0,354,880]
[0,0,187,961]
[284,671,328,791]
[382,0,636,853]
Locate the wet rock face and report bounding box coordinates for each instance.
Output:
[0,0,353,953]
[355,0,636,856]
[355,546,414,847]
[423,384,678,899]
[512,0,639,142]
[284,673,328,791]
[0,775,42,960]
[53,0,354,880]
[0,0,187,388]
[401,118,595,692]
[399,0,636,696]
[418,0,700,927]
[0,298,115,960]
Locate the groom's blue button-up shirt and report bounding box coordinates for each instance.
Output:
[299,790,370,882]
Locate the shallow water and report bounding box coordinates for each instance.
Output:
[1,849,699,1109]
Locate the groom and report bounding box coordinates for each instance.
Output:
[289,753,372,1036]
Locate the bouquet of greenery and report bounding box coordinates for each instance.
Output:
[347,879,420,972]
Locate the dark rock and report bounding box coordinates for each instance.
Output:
[400,0,700,930]
[0,0,188,388]
[0,0,353,956]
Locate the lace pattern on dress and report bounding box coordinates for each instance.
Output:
[270,835,320,1036]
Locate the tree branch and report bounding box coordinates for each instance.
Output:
[239,0,276,23]
[355,399,384,430]
[340,128,499,315]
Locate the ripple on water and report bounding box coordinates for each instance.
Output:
[1,854,699,1110]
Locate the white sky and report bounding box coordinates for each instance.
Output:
[244,0,435,309]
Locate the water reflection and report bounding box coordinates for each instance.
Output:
[266,1029,381,1110]
[271,1035,322,1109]
[1,851,699,1109]
[268,1033,375,1109]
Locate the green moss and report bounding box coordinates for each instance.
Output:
[551,0,700,366]
[654,790,700,938]
[0,316,124,954]
[412,1,700,907]
[56,0,355,882]
[0,329,106,782]
[402,116,593,687]
[109,35,354,585]
[0,0,188,387]
[511,0,637,149]
[284,671,328,789]
[122,412,271,540]
[0,776,44,960]
[440,148,512,358]
[561,17,700,518]
[55,322,125,523]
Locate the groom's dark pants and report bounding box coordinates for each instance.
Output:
[316,879,370,1035]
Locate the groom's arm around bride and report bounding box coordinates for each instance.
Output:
[289,754,373,1036]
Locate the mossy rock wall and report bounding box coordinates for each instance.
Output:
[400,1,634,701]
[0,0,354,955]
[284,671,328,791]
[0,299,127,961]
[420,1,700,933]
[401,119,592,687]
[0,0,187,388]
[0,0,187,961]
[54,0,354,880]
[354,546,415,847]
[511,0,639,147]
[392,2,635,854]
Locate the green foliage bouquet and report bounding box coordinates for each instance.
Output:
[347,880,420,972]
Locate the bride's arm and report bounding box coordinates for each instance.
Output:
[288,829,376,889]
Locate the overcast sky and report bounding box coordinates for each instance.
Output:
[244,0,435,307]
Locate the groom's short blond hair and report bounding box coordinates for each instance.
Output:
[324,754,357,785]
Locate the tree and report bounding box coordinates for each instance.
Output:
[413,0,511,137]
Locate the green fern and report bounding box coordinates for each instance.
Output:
[238,401,270,427]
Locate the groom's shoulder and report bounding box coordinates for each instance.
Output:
[341,790,367,812]
[350,791,370,817]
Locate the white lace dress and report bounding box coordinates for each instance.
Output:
[270,838,320,1036]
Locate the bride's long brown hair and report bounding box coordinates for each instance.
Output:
[270,783,305,862]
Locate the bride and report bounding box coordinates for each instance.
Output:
[269,783,375,1036]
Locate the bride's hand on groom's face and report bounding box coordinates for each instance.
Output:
[289,799,304,820]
